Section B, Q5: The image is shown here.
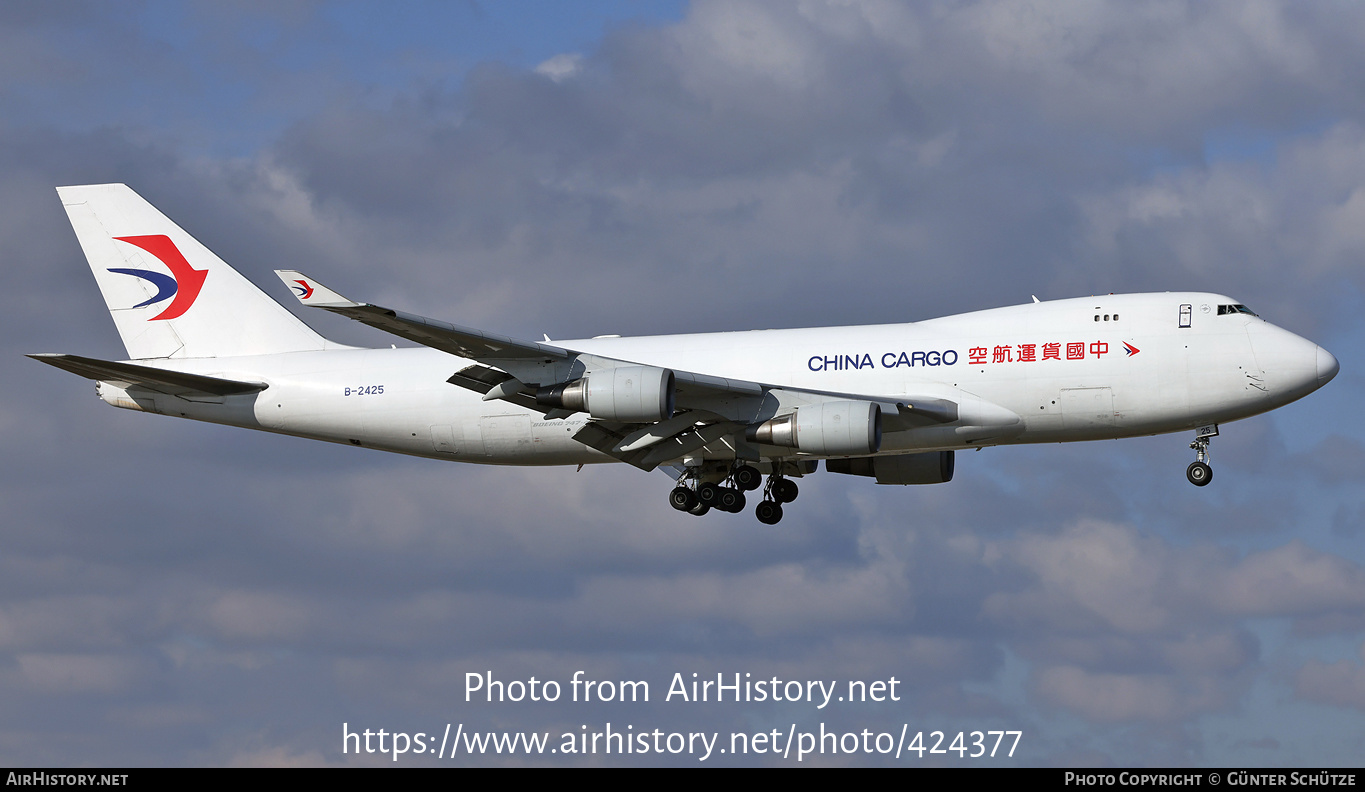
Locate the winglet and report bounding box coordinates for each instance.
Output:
[274,270,361,308]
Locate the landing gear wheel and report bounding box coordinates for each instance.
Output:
[669,486,698,512]
[772,478,799,504]
[755,500,784,525]
[717,488,746,513]
[697,482,721,507]
[733,465,762,492]
[688,502,711,516]
[1186,461,1212,487]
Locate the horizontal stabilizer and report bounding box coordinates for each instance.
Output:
[28,353,267,398]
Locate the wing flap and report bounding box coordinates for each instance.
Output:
[573,419,742,471]
[446,364,543,412]
[571,421,656,469]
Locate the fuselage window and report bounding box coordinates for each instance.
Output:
[1179,304,1192,328]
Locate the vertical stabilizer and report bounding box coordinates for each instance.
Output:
[57,183,329,359]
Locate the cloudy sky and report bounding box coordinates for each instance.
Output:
[4,0,1365,767]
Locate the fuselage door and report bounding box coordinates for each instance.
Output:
[430,424,462,454]
[480,414,535,458]
[1060,387,1117,433]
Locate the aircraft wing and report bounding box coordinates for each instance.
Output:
[274,269,572,362]
[28,353,268,399]
[276,270,770,410]
[276,271,991,467]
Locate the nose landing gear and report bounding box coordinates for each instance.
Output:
[1186,425,1217,487]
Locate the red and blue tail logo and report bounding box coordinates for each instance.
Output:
[107,235,207,321]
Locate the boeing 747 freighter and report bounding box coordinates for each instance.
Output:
[31,184,1339,523]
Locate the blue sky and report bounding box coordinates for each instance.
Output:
[7,1,686,156]
[4,0,1365,767]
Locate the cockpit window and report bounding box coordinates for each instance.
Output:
[1217,304,1258,317]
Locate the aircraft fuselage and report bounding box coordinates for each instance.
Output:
[100,291,1335,465]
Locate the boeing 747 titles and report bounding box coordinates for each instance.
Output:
[32,184,1339,524]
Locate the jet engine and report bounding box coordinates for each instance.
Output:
[746,400,882,456]
[535,365,675,422]
[826,451,955,485]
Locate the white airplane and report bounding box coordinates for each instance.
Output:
[33,184,1339,524]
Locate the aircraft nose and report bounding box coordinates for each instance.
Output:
[1317,345,1340,385]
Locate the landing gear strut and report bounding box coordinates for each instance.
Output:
[1186,425,1216,487]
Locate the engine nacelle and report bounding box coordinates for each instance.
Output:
[746,400,882,456]
[535,365,675,422]
[826,451,955,485]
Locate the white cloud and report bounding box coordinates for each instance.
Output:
[1033,665,1231,724]
[1294,649,1365,712]
[16,653,139,694]
[535,53,583,83]
[986,521,1365,634]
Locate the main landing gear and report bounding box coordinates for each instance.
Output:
[758,472,797,521]
[669,464,757,516]
[755,475,799,525]
[669,464,800,524]
[1186,425,1217,487]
